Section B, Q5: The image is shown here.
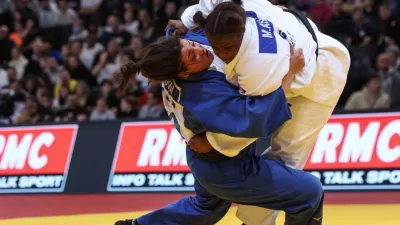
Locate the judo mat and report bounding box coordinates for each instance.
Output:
[1,193,399,225]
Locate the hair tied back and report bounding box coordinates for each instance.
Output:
[193,11,207,29]
[117,60,140,97]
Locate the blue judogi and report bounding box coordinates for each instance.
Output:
[135,31,324,225]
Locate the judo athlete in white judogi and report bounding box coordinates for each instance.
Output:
[177,0,351,224]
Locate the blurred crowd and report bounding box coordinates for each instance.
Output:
[0,0,399,125]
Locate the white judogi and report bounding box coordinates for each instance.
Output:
[181,1,351,225]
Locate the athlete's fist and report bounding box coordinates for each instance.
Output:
[165,20,188,35]
[289,47,305,75]
[188,133,213,154]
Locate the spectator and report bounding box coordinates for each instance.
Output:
[117,96,140,119]
[43,56,64,84]
[138,89,166,119]
[56,0,79,25]
[9,19,34,47]
[80,26,104,69]
[123,9,140,35]
[8,47,28,80]
[345,74,390,110]
[53,85,69,110]
[377,52,400,93]
[75,81,95,109]
[97,79,119,111]
[23,76,38,96]
[92,38,121,84]
[65,55,95,87]
[386,45,400,71]
[0,25,14,64]
[2,67,18,88]
[90,97,116,120]
[54,69,77,100]
[101,14,131,47]
[0,67,8,88]
[16,97,40,124]
[308,0,333,30]
[36,87,54,122]
[68,20,89,42]
[289,0,311,14]
[37,0,59,28]
[138,8,155,44]
[55,92,85,122]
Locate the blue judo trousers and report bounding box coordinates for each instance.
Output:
[135,30,324,225]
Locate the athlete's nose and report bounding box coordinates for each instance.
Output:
[193,45,205,56]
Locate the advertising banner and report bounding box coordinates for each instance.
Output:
[306,112,400,190]
[108,113,400,192]
[0,125,78,193]
[107,121,193,192]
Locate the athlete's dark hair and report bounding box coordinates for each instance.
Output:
[116,36,185,96]
[193,0,246,37]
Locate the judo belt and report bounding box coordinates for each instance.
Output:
[191,149,232,162]
[282,9,319,59]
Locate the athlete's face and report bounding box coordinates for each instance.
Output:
[179,39,214,77]
[208,33,243,64]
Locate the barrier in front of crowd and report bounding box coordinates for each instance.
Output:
[0,111,399,194]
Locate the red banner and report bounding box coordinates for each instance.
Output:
[0,125,78,193]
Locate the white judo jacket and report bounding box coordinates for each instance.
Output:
[181,0,350,107]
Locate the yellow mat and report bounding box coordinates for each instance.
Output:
[1,205,399,225]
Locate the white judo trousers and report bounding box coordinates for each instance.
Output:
[236,39,351,225]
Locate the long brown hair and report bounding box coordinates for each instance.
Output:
[116,36,185,96]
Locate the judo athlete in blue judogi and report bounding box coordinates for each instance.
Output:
[114,30,324,225]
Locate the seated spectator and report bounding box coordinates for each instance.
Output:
[53,85,71,110]
[386,45,400,72]
[138,8,155,44]
[90,97,116,120]
[80,26,104,69]
[36,88,54,122]
[138,89,166,120]
[117,96,140,119]
[345,75,390,110]
[55,92,87,122]
[377,52,400,93]
[65,55,95,87]
[101,15,131,47]
[92,39,121,84]
[23,76,38,96]
[76,111,89,121]
[123,9,139,35]
[68,19,88,42]
[56,0,79,26]
[289,0,311,14]
[0,25,14,64]
[43,56,64,84]
[75,81,96,109]
[308,0,333,30]
[97,79,119,110]
[0,67,8,88]
[54,69,77,99]
[16,96,40,124]
[37,0,59,28]
[8,47,28,80]
[8,19,33,47]
[1,67,18,89]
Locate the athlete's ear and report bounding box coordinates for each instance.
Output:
[178,72,190,78]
